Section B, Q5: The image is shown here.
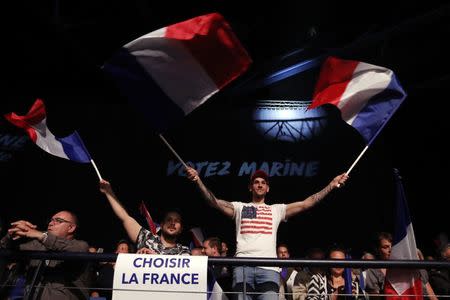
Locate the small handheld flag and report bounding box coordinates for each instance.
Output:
[4,99,102,180]
[384,169,423,300]
[139,201,159,235]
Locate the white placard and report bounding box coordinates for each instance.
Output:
[112,254,208,300]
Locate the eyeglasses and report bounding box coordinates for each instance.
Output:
[49,217,73,224]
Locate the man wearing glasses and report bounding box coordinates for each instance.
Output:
[0,210,91,300]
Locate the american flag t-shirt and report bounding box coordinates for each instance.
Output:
[232,202,286,261]
[240,205,274,235]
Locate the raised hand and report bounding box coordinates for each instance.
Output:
[185,167,199,182]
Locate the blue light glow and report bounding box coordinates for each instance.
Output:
[252,100,328,142]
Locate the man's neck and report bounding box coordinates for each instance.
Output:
[160,234,177,248]
[251,197,265,205]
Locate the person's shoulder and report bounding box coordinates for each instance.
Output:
[295,269,312,284]
[72,239,90,251]
[231,201,244,208]
[270,203,287,213]
[179,245,191,255]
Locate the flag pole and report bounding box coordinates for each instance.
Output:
[90,159,103,181]
[336,145,369,188]
[159,134,188,169]
[345,145,369,176]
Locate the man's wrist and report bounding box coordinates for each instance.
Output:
[40,232,48,243]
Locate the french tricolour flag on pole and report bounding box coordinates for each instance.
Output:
[139,201,160,235]
[207,267,228,300]
[4,99,91,163]
[309,56,406,145]
[384,169,423,300]
[190,227,205,248]
[103,13,252,133]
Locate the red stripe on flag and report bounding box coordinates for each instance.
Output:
[4,99,47,143]
[256,217,272,221]
[240,231,272,234]
[139,201,157,235]
[384,276,423,300]
[241,220,272,225]
[241,225,272,230]
[165,13,251,89]
[309,57,359,109]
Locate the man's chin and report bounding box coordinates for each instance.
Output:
[163,231,180,238]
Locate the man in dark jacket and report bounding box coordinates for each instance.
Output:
[1,210,90,300]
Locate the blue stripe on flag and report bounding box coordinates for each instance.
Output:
[392,169,412,244]
[351,75,406,144]
[58,131,92,163]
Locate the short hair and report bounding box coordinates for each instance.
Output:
[327,243,347,257]
[61,210,79,227]
[250,170,269,184]
[205,237,222,252]
[277,243,289,250]
[375,232,393,249]
[361,251,375,260]
[162,210,183,224]
[116,239,135,253]
[373,232,392,256]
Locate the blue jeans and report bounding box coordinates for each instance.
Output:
[232,266,279,300]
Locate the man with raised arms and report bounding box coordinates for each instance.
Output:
[185,167,348,300]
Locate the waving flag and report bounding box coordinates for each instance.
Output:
[384,169,423,300]
[190,227,205,248]
[139,201,159,235]
[4,99,91,163]
[309,56,406,145]
[344,253,353,294]
[103,12,252,133]
[207,267,228,300]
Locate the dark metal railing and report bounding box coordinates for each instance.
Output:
[1,249,449,299]
[1,249,450,269]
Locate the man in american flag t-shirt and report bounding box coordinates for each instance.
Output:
[186,167,348,299]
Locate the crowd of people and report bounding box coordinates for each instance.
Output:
[0,169,449,300]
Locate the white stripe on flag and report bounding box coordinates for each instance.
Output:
[339,62,393,124]
[124,29,219,115]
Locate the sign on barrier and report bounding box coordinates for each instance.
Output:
[113,254,208,300]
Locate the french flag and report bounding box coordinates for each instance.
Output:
[4,99,91,163]
[190,227,205,248]
[384,169,423,300]
[103,13,252,133]
[309,56,407,145]
[139,201,160,235]
[207,267,228,300]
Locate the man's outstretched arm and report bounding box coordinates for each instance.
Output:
[99,179,142,243]
[185,167,234,218]
[285,172,349,219]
